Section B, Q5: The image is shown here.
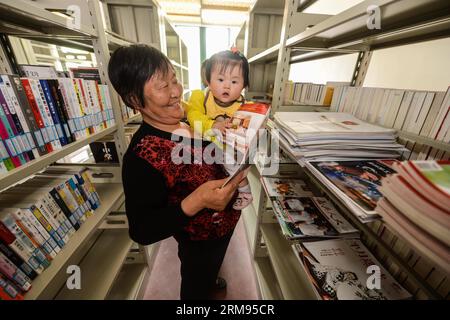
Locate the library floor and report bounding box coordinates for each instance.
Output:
[143,218,260,300]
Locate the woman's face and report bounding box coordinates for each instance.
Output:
[139,67,184,126]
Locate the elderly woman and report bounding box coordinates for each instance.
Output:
[108,44,245,300]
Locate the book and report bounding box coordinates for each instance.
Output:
[272,197,358,240]
[261,177,314,198]
[221,103,270,187]
[296,239,412,300]
[305,160,397,222]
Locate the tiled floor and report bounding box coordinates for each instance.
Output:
[143,218,260,300]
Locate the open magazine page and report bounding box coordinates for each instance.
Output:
[221,103,270,188]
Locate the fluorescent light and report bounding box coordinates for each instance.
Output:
[66,55,75,59]
[201,9,247,26]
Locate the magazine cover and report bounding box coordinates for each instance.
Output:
[300,239,412,300]
[274,197,358,239]
[261,177,314,198]
[273,199,340,238]
[310,160,397,211]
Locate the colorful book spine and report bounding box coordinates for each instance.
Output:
[0,76,35,162]
[9,75,47,156]
[0,238,37,280]
[47,79,74,143]
[1,214,50,269]
[0,273,24,300]
[20,207,61,253]
[21,78,53,153]
[0,221,44,274]
[48,187,80,230]
[0,251,32,292]
[11,208,58,259]
[0,90,24,167]
[39,80,68,146]
[2,75,42,159]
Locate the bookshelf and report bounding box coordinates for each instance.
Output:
[0,0,176,299]
[239,0,450,300]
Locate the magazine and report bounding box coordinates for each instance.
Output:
[221,103,270,188]
[298,239,412,300]
[309,160,397,212]
[272,197,358,239]
[261,177,314,198]
[274,112,397,139]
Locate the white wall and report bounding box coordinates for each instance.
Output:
[363,38,450,91]
[288,53,358,84]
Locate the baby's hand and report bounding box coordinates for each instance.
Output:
[212,119,231,134]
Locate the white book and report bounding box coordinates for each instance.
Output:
[393,91,414,130]
[367,88,385,123]
[403,91,427,132]
[383,89,405,128]
[420,91,446,137]
[429,87,450,140]
[409,92,435,135]
[375,89,392,125]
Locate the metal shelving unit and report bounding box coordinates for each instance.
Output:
[0,0,177,300]
[241,0,450,300]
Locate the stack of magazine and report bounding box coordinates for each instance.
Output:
[305,160,398,222]
[261,177,359,240]
[292,239,412,300]
[376,160,450,272]
[272,112,406,163]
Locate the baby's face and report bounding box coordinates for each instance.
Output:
[208,64,244,104]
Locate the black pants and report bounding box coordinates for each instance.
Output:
[174,232,233,300]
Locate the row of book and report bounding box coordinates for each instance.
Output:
[375,160,450,273]
[0,169,101,300]
[0,73,117,174]
[271,112,406,162]
[330,85,450,160]
[283,81,347,107]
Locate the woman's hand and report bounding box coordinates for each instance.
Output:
[181,170,246,217]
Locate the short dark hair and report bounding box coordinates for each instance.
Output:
[205,50,249,88]
[108,44,172,109]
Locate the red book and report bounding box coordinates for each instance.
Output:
[21,79,53,153]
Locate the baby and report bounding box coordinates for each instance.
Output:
[186,49,253,210]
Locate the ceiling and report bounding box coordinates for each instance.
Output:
[155,0,257,26]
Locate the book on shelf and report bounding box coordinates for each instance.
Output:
[0,168,100,294]
[260,177,314,198]
[293,239,412,300]
[0,71,117,175]
[284,81,349,106]
[272,112,405,162]
[305,160,398,222]
[0,273,24,300]
[375,160,450,272]
[330,85,450,161]
[272,197,359,240]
